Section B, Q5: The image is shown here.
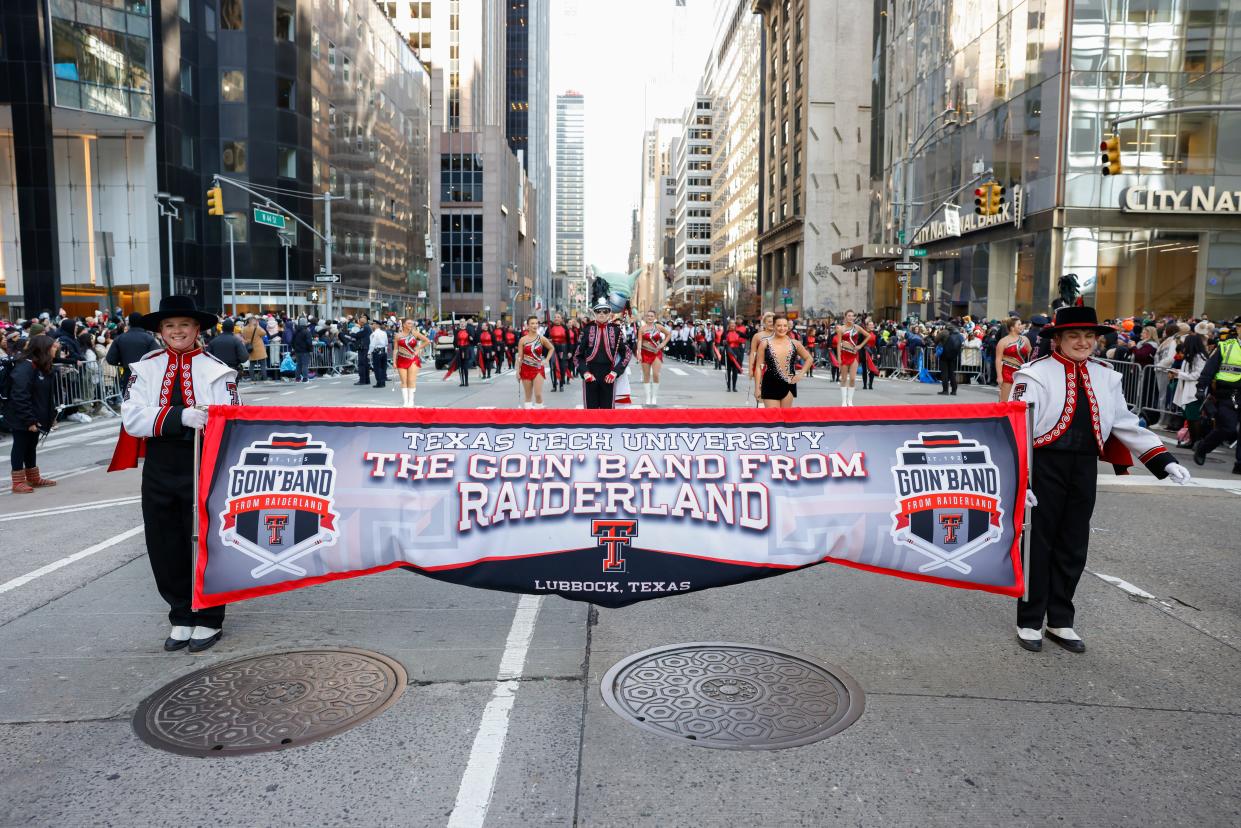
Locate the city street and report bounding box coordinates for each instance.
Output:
[1,367,1238,827]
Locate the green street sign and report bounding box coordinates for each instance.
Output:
[253,207,287,229]
[897,230,906,244]
[907,248,928,257]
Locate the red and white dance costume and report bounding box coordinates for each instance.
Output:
[1011,351,1177,640]
[834,327,871,406]
[574,321,632,409]
[110,348,240,631]
[395,334,423,407]
[519,340,547,381]
[639,327,667,405]
[1001,337,1033,385]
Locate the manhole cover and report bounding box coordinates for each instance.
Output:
[133,648,407,757]
[601,643,863,750]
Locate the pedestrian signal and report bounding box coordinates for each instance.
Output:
[1100,135,1121,176]
[206,186,224,215]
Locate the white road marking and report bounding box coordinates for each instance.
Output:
[280,390,297,396]
[667,366,687,376]
[0,496,141,523]
[1089,571,1158,600]
[447,595,543,828]
[1097,476,1241,495]
[0,525,144,595]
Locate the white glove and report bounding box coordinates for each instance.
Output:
[181,407,208,431]
[1166,463,1191,485]
[1024,489,1038,510]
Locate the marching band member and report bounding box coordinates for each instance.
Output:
[724,320,746,393]
[453,321,472,387]
[111,296,241,653]
[638,310,671,406]
[574,300,632,409]
[546,313,571,392]
[395,318,431,408]
[1010,306,1191,654]
[517,315,553,409]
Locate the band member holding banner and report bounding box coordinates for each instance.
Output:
[517,316,554,409]
[835,309,869,407]
[755,316,811,408]
[395,319,431,408]
[638,309,671,406]
[575,300,632,409]
[546,313,570,392]
[113,295,241,653]
[724,320,746,392]
[1010,305,1191,654]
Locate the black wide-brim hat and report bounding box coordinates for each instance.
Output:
[1039,305,1114,337]
[139,295,218,331]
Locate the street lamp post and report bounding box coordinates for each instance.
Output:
[423,204,440,322]
[278,229,295,317]
[897,108,958,322]
[154,193,185,299]
[223,215,238,317]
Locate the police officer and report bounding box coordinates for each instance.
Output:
[1010,306,1191,654]
[1193,317,1241,474]
[112,296,241,653]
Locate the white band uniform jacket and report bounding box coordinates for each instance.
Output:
[1010,350,1174,477]
[121,347,239,440]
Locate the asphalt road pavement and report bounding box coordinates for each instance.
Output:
[0,361,1237,827]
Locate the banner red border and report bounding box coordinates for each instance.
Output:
[194,402,1030,608]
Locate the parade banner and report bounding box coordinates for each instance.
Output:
[194,404,1030,609]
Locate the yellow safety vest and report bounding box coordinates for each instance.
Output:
[1217,339,1241,384]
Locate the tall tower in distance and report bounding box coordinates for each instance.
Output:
[555,92,586,286]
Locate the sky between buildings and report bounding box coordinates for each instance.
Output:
[549,0,718,272]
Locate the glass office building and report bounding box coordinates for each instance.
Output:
[851,0,1241,322]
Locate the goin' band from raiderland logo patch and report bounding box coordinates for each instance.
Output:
[889,432,1004,576]
[219,434,340,580]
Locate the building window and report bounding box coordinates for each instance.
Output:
[179,0,191,23]
[222,141,247,172]
[342,56,350,83]
[277,77,295,109]
[275,4,295,41]
[221,0,243,30]
[179,61,193,95]
[312,27,320,58]
[277,147,297,178]
[205,5,216,39]
[441,213,484,294]
[181,206,198,242]
[440,153,483,202]
[180,134,195,169]
[221,70,244,102]
[223,212,249,242]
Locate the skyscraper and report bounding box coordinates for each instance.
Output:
[555,92,585,295]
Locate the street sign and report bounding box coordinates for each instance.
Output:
[897,275,909,285]
[908,248,928,257]
[897,230,906,244]
[253,207,287,229]
[781,287,791,296]
[782,297,793,305]
[943,204,962,237]
[894,262,920,272]
[314,273,341,283]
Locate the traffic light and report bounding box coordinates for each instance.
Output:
[1100,134,1121,176]
[987,182,1005,215]
[206,186,223,215]
[974,185,988,216]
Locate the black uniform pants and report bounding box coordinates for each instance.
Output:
[940,354,959,393]
[554,345,571,389]
[142,440,226,629]
[861,353,875,389]
[371,350,388,387]
[725,349,743,391]
[456,347,472,385]
[1199,390,1240,462]
[582,364,615,409]
[1019,450,1097,630]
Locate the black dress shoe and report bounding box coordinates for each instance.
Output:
[164,636,190,652]
[1017,636,1042,653]
[1045,630,1086,653]
[937,391,950,395]
[188,630,223,653]
[1192,445,1206,466]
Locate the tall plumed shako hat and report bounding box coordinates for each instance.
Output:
[1038,305,1114,338]
[139,295,219,331]
[592,299,613,312]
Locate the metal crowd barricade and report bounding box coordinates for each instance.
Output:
[1097,359,1180,422]
[51,363,123,418]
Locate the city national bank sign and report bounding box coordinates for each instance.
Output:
[913,202,1015,246]
[1120,185,1241,214]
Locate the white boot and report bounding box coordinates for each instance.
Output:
[846,386,856,407]
[522,401,532,409]
[534,402,545,409]
[408,388,416,407]
[651,384,659,406]
[645,383,653,405]
[840,387,848,407]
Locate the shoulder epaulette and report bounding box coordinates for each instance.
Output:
[1025,353,1053,366]
[201,350,227,366]
[139,349,167,361]
[1088,357,1112,370]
